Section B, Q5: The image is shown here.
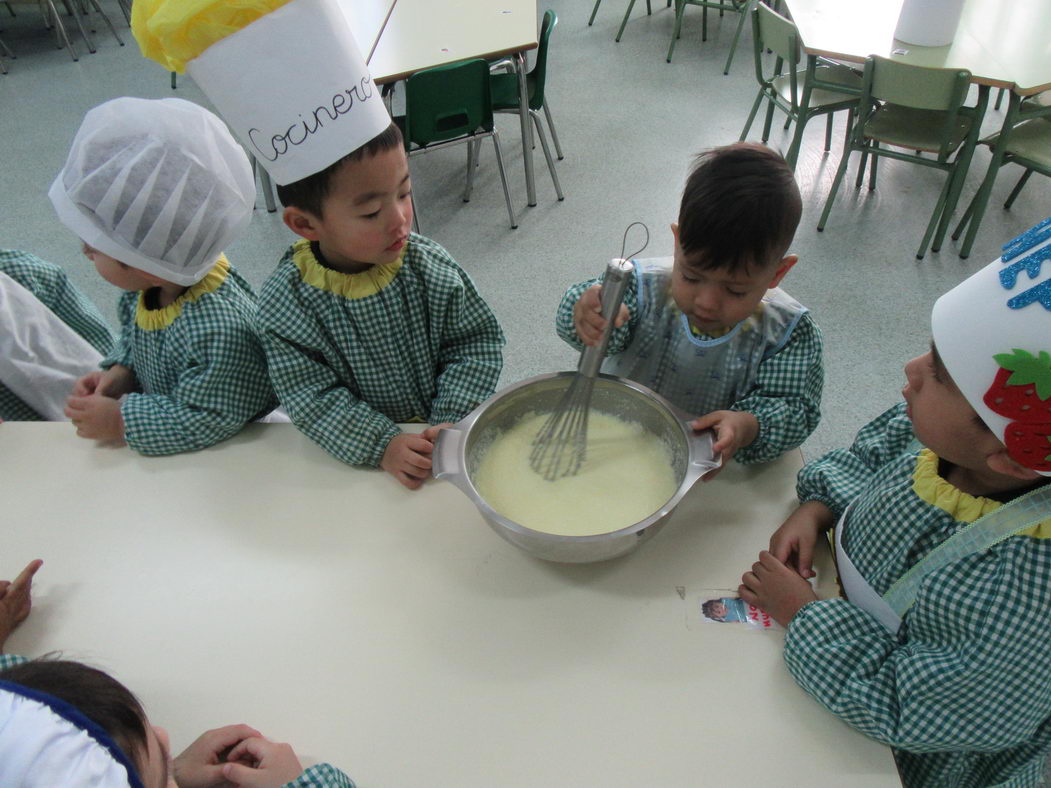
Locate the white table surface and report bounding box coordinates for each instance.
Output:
[785,0,1051,94]
[1,422,899,787]
[342,0,397,64]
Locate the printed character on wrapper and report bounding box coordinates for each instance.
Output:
[739,217,1051,788]
[132,0,505,490]
[0,250,114,422]
[556,142,823,477]
[50,97,278,456]
[0,559,355,787]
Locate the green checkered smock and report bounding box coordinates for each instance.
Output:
[556,259,822,463]
[257,235,504,467]
[0,655,355,787]
[103,257,276,456]
[0,250,114,421]
[786,402,1051,787]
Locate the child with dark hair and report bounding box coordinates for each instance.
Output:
[258,121,505,489]
[0,560,355,788]
[740,220,1051,787]
[557,142,822,472]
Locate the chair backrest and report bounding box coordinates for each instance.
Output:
[755,2,799,67]
[530,9,558,110]
[404,59,494,147]
[866,55,970,111]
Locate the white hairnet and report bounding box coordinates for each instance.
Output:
[49,96,255,286]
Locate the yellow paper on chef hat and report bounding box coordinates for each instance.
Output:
[131,0,391,186]
[132,0,291,74]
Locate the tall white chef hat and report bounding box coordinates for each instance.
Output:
[0,681,145,788]
[932,217,1051,476]
[131,0,392,186]
[49,96,255,287]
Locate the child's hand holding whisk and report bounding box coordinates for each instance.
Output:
[573,284,629,346]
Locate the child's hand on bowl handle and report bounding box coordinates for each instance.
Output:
[690,410,758,480]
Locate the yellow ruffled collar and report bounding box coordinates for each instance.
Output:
[292,239,402,300]
[135,255,229,331]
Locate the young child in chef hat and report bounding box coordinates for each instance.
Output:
[739,217,1051,788]
[132,0,505,490]
[0,559,355,788]
[50,96,278,455]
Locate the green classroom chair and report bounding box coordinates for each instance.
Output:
[667,0,751,74]
[817,55,988,259]
[952,92,1051,252]
[395,59,517,230]
[489,9,563,201]
[739,3,862,170]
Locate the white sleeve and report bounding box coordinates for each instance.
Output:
[0,272,103,421]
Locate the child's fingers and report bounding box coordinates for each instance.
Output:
[10,560,43,593]
[798,541,815,579]
[613,303,630,328]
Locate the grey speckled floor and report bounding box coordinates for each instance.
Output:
[3,0,1050,782]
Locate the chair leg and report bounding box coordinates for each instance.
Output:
[464,139,479,202]
[817,146,853,232]
[761,97,776,142]
[410,192,420,235]
[115,0,129,25]
[666,0,685,62]
[531,110,564,201]
[918,168,956,259]
[855,149,867,188]
[823,113,833,151]
[994,87,1004,111]
[490,131,518,229]
[85,0,122,46]
[1001,168,1032,210]
[588,0,602,25]
[721,0,750,75]
[785,111,807,170]
[542,103,563,160]
[61,0,95,53]
[868,143,878,190]
[740,90,765,141]
[259,167,277,213]
[42,0,78,60]
[616,0,638,42]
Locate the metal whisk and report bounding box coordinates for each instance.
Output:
[529,258,635,481]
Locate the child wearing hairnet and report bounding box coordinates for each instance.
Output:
[0,250,114,421]
[50,97,277,455]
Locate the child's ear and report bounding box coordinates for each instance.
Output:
[766,254,798,288]
[986,447,1044,481]
[282,206,322,241]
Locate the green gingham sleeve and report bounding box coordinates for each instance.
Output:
[554,273,639,356]
[796,402,915,515]
[0,654,28,671]
[428,266,504,424]
[732,312,823,464]
[283,763,355,788]
[0,250,113,355]
[100,291,138,371]
[783,540,1051,761]
[121,313,272,456]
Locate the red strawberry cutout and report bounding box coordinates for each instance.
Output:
[983,349,1051,423]
[1003,422,1051,472]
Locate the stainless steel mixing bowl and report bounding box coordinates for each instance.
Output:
[433,372,720,563]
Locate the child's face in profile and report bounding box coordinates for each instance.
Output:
[668,223,796,334]
[83,244,155,292]
[303,146,413,272]
[902,346,996,471]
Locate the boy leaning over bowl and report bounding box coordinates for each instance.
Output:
[741,217,1051,788]
[556,143,822,476]
[131,0,503,490]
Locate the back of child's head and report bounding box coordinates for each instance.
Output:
[933,217,1051,476]
[0,658,149,786]
[678,142,802,272]
[275,122,404,218]
[49,96,256,287]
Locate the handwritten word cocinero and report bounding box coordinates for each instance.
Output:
[248,77,375,162]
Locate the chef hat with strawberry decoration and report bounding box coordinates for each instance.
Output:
[932,217,1051,475]
[130,0,391,186]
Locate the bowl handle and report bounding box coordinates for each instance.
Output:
[688,426,722,473]
[432,426,466,483]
